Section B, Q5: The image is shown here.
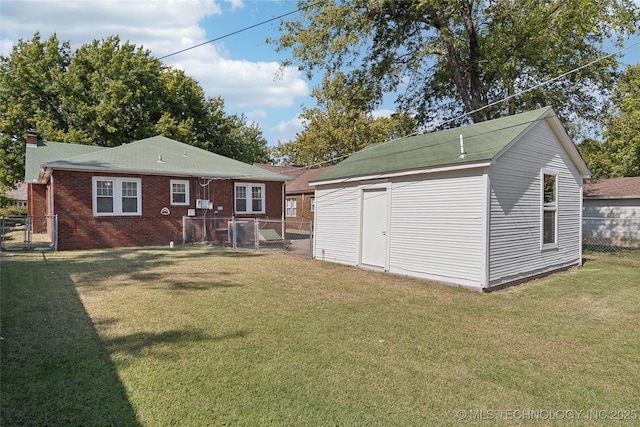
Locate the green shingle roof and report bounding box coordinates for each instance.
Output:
[311,107,555,183]
[26,135,288,182]
[25,141,104,182]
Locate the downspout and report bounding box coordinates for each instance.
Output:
[50,171,56,249]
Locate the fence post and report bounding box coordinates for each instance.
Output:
[52,215,58,251]
[254,219,259,251]
[309,221,313,258]
[26,216,32,250]
[231,216,236,249]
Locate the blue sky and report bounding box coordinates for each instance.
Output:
[1,0,638,147]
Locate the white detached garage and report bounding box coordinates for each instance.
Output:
[310,107,591,291]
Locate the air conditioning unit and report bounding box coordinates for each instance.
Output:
[228,221,249,245]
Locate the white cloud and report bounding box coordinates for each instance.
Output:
[270,115,304,143]
[225,0,245,11]
[371,109,395,119]
[246,109,267,120]
[0,0,308,120]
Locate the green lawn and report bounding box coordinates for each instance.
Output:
[1,247,639,426]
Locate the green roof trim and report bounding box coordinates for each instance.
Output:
[311,107,556,183]
[27,136,288,182]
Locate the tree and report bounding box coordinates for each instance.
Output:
[272,0,639,130]
[0,33,71,187]
[271,74,417,166]
[579,64,640,178]
[0,33,270,188]
[602,64,640,177]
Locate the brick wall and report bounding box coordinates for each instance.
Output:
[52,170,284,250]
[285,193,315,223]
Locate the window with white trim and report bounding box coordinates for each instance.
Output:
[286,198,297,217]
[235,183,265,214]
[93,177,142,216]
[542,171,557,247]
[171,179,189,205]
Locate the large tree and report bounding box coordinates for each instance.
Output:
[0,33,270,188]
[272,0,639,131]
[579,64,640,178]
[271,73,417,166]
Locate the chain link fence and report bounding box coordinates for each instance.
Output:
[183,216,312,257]
[1,215,58,251]
[582,217,640,254]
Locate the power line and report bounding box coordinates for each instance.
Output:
[435,39,640,130]
[158,1,326,60]
[292,39,640,174]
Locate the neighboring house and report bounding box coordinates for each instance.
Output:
[4,182,28,207]
[254,164,329,223]
[583,176,640,247]
[25,133,288,250]
[310,107,591,291]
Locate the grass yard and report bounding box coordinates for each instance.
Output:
[1,247,639,426]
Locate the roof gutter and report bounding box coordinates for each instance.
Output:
[310,161,492,187]
[40,163,289,182]
[584,195,640,200]
[36,166,53,184]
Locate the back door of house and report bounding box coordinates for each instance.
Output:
[361,188,388,268]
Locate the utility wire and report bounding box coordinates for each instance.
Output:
[291,39,640,175]
[434,39,640,130]
[158,1,326,60]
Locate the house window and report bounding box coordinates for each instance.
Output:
[235,183,265,214]
[286,198,297,217]
[171,180,189,205]
[542,172,557,247]
[93,177,142,216]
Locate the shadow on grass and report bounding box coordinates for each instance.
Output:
[0,255,141,426]
[106,328,247,362]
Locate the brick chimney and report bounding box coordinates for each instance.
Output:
[26,129,38,147]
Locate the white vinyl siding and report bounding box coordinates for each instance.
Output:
[583,199,640,246]
[313,185,360,265]
[488,120,582,286]
[387,171,485,287]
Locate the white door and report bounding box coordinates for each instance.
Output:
[361,188,388,268]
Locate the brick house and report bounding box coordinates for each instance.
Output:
[254,164,329,224]
[25,133,288,250]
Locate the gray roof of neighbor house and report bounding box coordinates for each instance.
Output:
[310,107,589,183]
[583,177,640,198]
[5,182,27,201]
[26,135,289,183]
[254,164,330,195]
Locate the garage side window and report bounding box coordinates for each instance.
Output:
[542,172,557,247]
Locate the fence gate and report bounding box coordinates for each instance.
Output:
[0,215,58,251]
